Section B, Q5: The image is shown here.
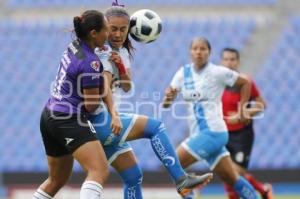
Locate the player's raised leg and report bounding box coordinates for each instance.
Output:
[126,115,213,196]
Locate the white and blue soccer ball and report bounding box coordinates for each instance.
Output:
[129,9,162,43]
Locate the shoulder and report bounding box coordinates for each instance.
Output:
[175,65,185,76]
[242,74,258,88]
[120,47,131,65]
[68,40,85,60]
[95,44,112,59]
[205,63,223,75]
[120,47,129,56]
[82,56,102,73]
[208,63,222,71]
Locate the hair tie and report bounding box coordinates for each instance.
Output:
[112,0,125,7]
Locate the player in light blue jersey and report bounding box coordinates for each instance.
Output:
[163,37,258,199]
[90,5,213,199]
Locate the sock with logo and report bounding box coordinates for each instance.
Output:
[244,173,266,195]
[143,118,186,182]
[119,165,143,199]
[233,176,258,199]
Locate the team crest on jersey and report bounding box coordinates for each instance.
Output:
[90,61,101,72]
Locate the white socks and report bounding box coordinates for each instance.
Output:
[80,181,103,199]
[33,181,103,199]
[33,189,53,199]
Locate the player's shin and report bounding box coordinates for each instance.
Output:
[233,177,258,199]
[143,118,186,181]
[119,165,143,199]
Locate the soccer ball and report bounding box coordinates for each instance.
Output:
[129,9,162,43]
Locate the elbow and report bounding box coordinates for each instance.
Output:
[122,83,132,93]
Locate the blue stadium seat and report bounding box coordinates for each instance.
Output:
[251,16,300,169]
[7,0,278,7]
[0,17,259,172]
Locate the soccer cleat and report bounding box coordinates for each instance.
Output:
[176,173,213,197]
[261,183,273,199]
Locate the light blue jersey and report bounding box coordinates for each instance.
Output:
[95,44,131,109]
[93,45,134,164]
[170,62,239,169]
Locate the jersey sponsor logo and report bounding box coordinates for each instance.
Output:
[90,61,101,72]
[183,90,202,101]
[235,151,244,163]
[103,134,116,146]
[65,137,74,146]
[91,74,101,80]
[69,40,85,59]
[87,120,96,134]
[225,71,234,79]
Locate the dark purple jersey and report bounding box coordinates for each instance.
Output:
[47,40,103,114]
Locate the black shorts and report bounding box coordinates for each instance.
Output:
[226,124,254,168]
[40,107,98,157]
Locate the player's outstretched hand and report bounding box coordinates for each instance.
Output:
[109,51,122,64]
[111,115,122,136]
[110,51,127,75]
[165,86,178,100]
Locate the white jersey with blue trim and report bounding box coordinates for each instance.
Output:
[95,44,131,110]
[170,62,239,134]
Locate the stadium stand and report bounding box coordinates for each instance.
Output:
[7,0,278,8]
[252,16,300,169]
[0,17,256,171]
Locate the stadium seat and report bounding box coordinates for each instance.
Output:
[2,16,288,172]
[7,0,278,8]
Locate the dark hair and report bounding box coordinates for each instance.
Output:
[105,6,134,58]
[190,37,211,52]
[73,10,105,41]
[222,47,240,60]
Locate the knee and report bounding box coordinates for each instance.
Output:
[46,176,68,191]
[144,118,165,138]
[120,165,143,186]
[87,163,110,184]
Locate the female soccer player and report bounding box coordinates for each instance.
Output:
[162,37,259,199]
[221,48,272,199]
[33,10,119,199]
[91,5,213,199]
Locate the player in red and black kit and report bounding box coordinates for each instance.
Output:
[221,48,273,199]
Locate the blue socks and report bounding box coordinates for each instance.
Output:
[119,165,143,199]
[144,118,186,182]
[234,177,258,199]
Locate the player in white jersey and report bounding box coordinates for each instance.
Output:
[163,37,258,199]
[90,5,213,199]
